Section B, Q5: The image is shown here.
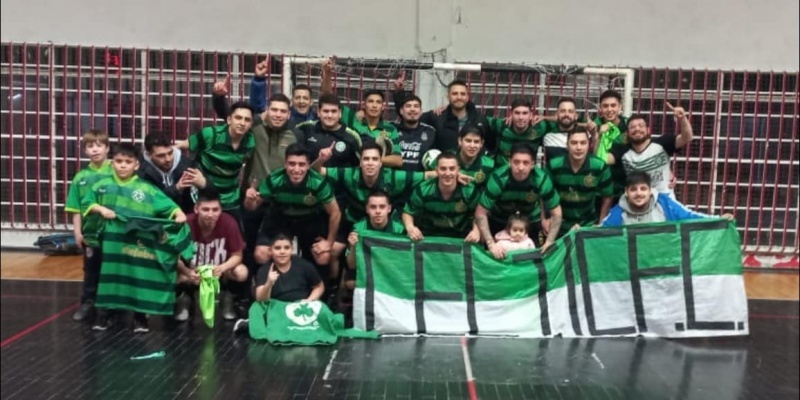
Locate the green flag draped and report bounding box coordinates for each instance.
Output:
[248,300,379,345]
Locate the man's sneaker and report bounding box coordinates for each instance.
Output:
[174,293,190,322]
[232,318,249,335]
[92,311,113,331]
[72,302,94,322]
[220,291,237,321]
[132,313,150,333]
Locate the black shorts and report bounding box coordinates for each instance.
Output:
[256,212,329,249]
[337,219,354,244]
[344,263,357,281]
[223,207,244,234]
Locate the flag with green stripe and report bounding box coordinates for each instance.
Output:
[353,219,748,338]
[96,215,196,315]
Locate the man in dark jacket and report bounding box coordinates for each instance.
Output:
[139,131,209,214]
[395,78,495,154]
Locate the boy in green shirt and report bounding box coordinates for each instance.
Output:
[84,143,187,333]
[65,130,113,322]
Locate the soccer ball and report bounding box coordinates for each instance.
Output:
[421,149,441,171]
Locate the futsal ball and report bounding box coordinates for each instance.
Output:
[422,149,441,171]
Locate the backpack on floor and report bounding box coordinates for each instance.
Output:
[33,233,83,255]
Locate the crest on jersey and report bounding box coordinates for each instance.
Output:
[526,192,538,203]
[454,200,467,213]
[584,174,596,187]
[474,171,486,183]
[421,132,428,142]
[334,141,347,153]
[303,194,318,206]
[132,189,146,202]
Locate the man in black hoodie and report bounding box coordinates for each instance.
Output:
[395,78,496,154]
[139,131,209,214]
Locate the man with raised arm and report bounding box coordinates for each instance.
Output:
[606,103,693,198]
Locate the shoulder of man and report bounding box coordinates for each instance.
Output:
[352,219,369,231]
[419,122,436,134]
[587,155,608,170]
[548,155,567,170]
[294,120,316,132]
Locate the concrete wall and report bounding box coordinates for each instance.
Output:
[1,0,798,70]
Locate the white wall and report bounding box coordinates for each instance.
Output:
[1,0,798,70]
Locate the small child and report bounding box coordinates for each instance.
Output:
[493,214,536,252]
[64,130,113,323]
[83,143,187,333]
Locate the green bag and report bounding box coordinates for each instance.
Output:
[197,265,219,328]
[248,299,379,346]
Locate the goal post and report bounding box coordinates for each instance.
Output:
[284,57,635,120]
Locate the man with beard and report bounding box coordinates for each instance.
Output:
[176,188,249,321]
[320,59,403,168]
[294,94,362,168]
[394,76,494,154]
[238,94,297,308]
[475,143,563,260]
[606,104,693,198]
[394,94,437,172]
[456,124,495,187]
[486,98,547,166]
[139,131,209,215]
[403,152,482,242]
[541,97,595,162]
[547,130,613,236]
[177,101,255,222]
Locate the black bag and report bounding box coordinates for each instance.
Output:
[33,233,82,255]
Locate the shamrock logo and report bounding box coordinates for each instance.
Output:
[285,301,322,326]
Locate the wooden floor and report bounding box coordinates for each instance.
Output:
[1,250,798,300]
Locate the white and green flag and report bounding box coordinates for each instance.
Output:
[353,219,748,338]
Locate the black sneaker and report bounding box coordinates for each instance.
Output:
[132,313,150,333]
[73,302,95,322]
[174,293,190,322]
[232,318,249,335]
[220,291,237,321]
[92,311,113,331]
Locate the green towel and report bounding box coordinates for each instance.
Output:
[248,299,380,346]
[595,122,622,161]
[197,265,220,328]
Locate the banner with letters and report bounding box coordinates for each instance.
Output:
[353,219,749,338]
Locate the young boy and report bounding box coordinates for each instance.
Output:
[82,143,187,333]
[64,130,113,322]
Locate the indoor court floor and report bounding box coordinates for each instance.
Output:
[1,251,798,400]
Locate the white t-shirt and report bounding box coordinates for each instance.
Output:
[611,134,677,197]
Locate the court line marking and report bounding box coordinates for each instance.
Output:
[322,349,339,381]
[0,302,80,349]
[0,277,82,282]
[461,336,479,400]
